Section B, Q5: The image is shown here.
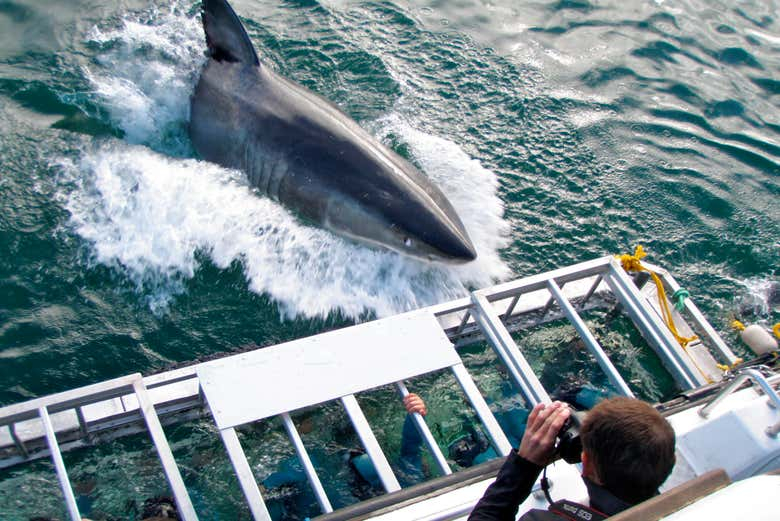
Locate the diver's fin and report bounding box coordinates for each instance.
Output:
[202,0,259,65]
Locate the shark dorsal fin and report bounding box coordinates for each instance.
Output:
[202,0,260,65]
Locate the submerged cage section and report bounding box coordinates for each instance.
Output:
[0,256,742,521]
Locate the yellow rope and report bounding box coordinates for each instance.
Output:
[774,323,780,340]
[617,246,699,348]
[716,358,744,372]
[617,246,712,382]
[719,320,748,372]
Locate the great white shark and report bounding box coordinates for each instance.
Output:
[189,0,477,263]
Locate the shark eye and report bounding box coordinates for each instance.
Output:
[403,237,412,247]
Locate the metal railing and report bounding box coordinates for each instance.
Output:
[699,369,780,437]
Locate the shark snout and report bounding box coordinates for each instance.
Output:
[428,223,477,263]
[445,235,477,263]
[393,205,477,263]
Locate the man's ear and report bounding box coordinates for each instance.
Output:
[581,451,601,484]
[581,451,589,476]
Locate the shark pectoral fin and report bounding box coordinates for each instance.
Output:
[202,0,260,65]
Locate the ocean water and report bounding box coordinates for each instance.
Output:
[0,0,778,518]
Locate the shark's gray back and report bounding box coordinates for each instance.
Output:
[189,0,476,262]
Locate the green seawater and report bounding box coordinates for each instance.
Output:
[0,0,778,519]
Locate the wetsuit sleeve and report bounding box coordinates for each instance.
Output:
[399,413,423,458]
[396,413,425,486]
[467,451,543,521]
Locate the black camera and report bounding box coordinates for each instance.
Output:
[556,406,586,464]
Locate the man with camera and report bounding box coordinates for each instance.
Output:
[468,398,676,521]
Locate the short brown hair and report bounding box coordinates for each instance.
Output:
[581,397,675,504]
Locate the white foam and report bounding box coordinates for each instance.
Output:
[64,4,511,319]
[374,114,511,284]
[63,123,509,319]
[84,2,204,152]
[739,278,779,317]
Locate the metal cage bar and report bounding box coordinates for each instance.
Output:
[450,363,512,456]
[9,424,28,458]
[395,382,452,476]
[341,394,401,493]
[220,427,272,521]
[75,407,88,439]
[606,261,702,388]
[503,294,521,319]
[547,279,634,397]
[0,374,141,425]
[656,269,739,365]
[541,281,565,316]
[280,412,333,513]
[456,310,472,335]
[471,293,551,406]
[132,380,198,521]
[474,257,613,304]
[578,274,604,310]
[603,270,690,387]
[39,406,81,521]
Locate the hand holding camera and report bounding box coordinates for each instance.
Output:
[517,401,587,466]
[516,402,571,466]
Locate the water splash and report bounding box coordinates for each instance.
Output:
[84,2,204,153]
[736,277,779,319]
[62,118,510,319]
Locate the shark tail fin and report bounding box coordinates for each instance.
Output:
[201,0,260,65]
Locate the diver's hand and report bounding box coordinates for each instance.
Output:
[517,401,570,466]
[404,393,427,416]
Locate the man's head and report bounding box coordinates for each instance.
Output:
[580,397,675,504]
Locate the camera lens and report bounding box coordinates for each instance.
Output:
[556,407,586,464]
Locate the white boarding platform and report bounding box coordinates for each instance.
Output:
[198,310,462,429]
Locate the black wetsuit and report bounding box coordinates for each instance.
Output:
[468,451,633,521]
